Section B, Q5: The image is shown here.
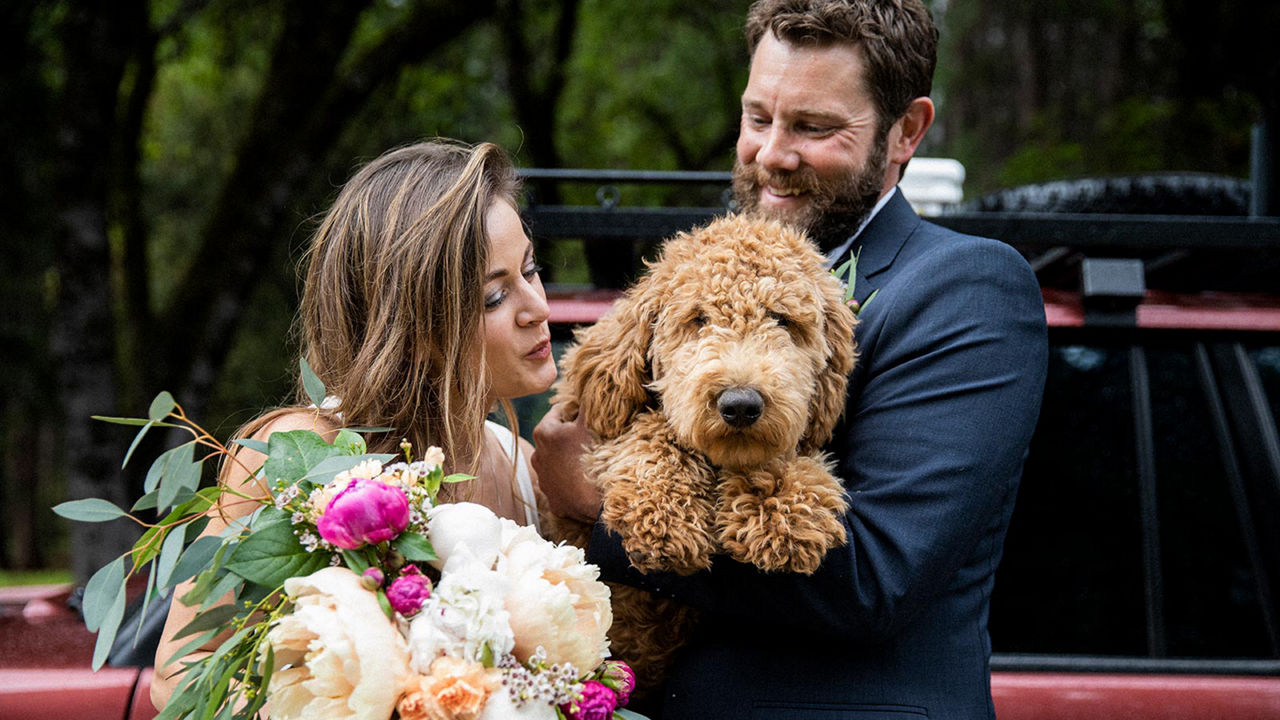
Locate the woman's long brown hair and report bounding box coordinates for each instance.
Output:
[241,140,521,478]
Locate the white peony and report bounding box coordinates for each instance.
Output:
[426,502,504,570]
[407,558,515,671]
[498,531,613,674]
[264,566,413,720]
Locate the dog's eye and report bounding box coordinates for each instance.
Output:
[691,313,707,328]
[770,312,790,328]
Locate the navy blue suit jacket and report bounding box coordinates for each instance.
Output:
[587,191,1049,719]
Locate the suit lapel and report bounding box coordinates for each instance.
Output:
[844,190,921,306]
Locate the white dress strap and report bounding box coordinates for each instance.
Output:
[484,420,539,528]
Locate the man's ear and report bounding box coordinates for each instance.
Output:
[887,96,935,166]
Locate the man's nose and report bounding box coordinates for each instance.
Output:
[756,126,800,173]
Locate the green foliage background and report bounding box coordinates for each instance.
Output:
[1,0,1275,578]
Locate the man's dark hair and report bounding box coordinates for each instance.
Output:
[745,0,938,133]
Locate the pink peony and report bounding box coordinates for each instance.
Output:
[562,681,617,720]
[599,660,635,706]
[361,567,385,590]
[316,478,410,550]
[387,565,432,616]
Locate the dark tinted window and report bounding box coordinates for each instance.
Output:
[992,337,1278,659]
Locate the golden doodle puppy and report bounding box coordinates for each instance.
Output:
[545,214,856,694]
[553,213,856,579]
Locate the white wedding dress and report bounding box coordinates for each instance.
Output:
[484,420,540,529]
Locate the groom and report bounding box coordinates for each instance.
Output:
[534,1,1048,718]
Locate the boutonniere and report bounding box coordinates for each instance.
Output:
[831,248,878,316]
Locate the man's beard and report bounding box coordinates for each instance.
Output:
[732,137,888,253]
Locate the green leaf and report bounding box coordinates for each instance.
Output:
[166,626,220,663]
[132,490,159,511]
[332,429,366,455]
[262,430,340,484]
[158,443,202,511]
[443,473,475,484]
[225,509,327,588]
[246,646,273,718]
[340,549,370,575]
[91,581,128,670]
[299,356,326,409]
[83,556,126,632]
[92,415,181,428]
[231,438,269,454]
[171,604,243,641]
[156,525,187,588]
[615,709,651,720]
[199,570,245,611]
[149,391,177,421]
[182,542,233,606]
[53,498,129,523]
[391,532,437,563]
[122,419,156,468]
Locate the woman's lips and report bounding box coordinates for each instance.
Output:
[526,339,552,360]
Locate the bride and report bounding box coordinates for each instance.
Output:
[150,139,557,709]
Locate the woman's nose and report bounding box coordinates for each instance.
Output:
[517,282,550,326]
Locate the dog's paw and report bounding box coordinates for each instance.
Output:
[610,495,717,575]
[716,458,848,574]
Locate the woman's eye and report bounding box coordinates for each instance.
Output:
[484,290,506,309]
[522,263,544,280]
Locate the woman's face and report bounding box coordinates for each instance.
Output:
[482,200,556,403]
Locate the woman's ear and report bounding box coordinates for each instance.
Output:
[803,282,857,452]
[561,274,657,439]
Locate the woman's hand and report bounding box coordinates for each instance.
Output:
[531,402,602,524]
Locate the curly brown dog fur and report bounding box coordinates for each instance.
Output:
[546,214,856,693]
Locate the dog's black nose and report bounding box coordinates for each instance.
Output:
[717,387,764,428]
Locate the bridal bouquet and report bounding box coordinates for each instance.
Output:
[55,362,641,720]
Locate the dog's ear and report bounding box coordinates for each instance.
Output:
[562,274,658,439]
[803,282,857,452]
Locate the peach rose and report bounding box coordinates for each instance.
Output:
[397,656,501,720]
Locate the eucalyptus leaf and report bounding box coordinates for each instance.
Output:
[391,531,437,563]
[262,430,340,484]
[156,524,187,588]
[92,415,181,428]
[149,391,177,421]
[146,444,189,494]
[122,419,156,468]
[225,509,328,588]
[166,626,219,666]
[232,438,269,454]
[158,443,202,511]
[132,490,159,511]
[299,356,326,409]
[199,569,245,611]
[83,556,126,632]
[171,604,242,641]
[52,498,129,523]
[90,581,127,670]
